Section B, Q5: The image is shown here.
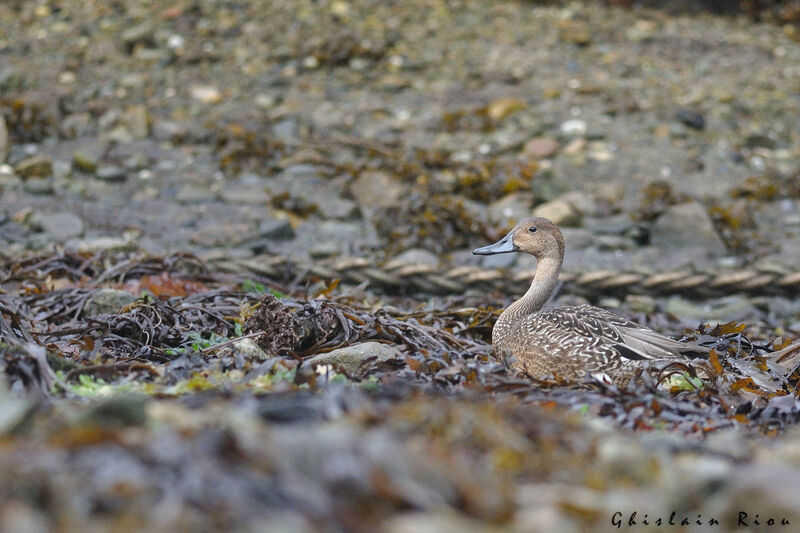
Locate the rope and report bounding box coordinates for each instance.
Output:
[213,255,800,299]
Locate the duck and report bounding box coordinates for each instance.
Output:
[473,217,800,385]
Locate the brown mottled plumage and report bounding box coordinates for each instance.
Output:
[474,217,709,384]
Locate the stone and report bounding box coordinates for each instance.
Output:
[650,202,726,256]
[121,105,149,139]
[559,20,592,45]
[36,211,84,240]
[0,113,8,163]
[486,97,526,122]
[72,150,98,173]
[272,119,299,144]
[258,218,295,240]
[233,338,269,362]
[390,248,440,266]
[523,137,560,159]
[487,192,534,227]
[95,165,127,182]
[83,288,137,316]
[22,179,54,195]
[560,119,587,137]
[664,296,757,325]
[190,85,222,104]
[306,341,403,377]
[674,109,705,130]
[219,185,270,204]
[317,197,358,219]
[14,155,52,179]
[121,22,154,50]
[350,170,407,209]
[532,198,582,227]
[60,113,92,138]
[151,120,189,143]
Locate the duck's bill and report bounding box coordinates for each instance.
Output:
[472,231,519,255]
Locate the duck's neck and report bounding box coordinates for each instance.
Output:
[493,256,562,344]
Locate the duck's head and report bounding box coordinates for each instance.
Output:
[473,217,564,260]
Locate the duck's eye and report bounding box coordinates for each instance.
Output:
[528,226,537,233]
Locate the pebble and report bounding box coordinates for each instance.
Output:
[95,165,127,182]
[14,155,52,179]
[190,85,223,104]
[232,338,269,362]
[532,198,582,227]
[22,179,54,195]
[674,109,705,130]
[36,212,85,240]
[306,342,402,377]
[350,170,407,209]
[219,185,270,204]
[258,218,294,240]
[390,248,440,266]
[523,137,560,159]
[560,119,587,137]
[151,120,189,143]
[487,192,534,227]
[0,113,8,163]
[122,105,149,139]
[72,150,98,173]
[650,201,726,256]
[83,288,137,316]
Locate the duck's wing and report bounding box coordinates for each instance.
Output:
[535,304,708,361]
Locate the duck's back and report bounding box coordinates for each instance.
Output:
[495,304,707,383]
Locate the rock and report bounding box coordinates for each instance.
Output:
[486,97,526,122]
[83,288,137,316]
[650,202,726,256]
[258,218,295,240]
[95,165,127,182]
[121,105,149,139]
[317,197,359,219]
[309,242,341,258]
[350,170,407,209]
[219,185,270,204]
[674,109,705,130]
[0,113,8,163]
[481,252,518,269]
[151,120,189,143]
[36,211,84,240]
[664,296,757,324]
[233,338,269,362]
[390,248,440,266]
[67,236,135,254]
[190,85,223,104]
[487,192,534,227]
[14,155,52,179]
[22,179,54,195]
[558,20,592,45]
[72,150,98,173]
[60,113,92,138]
[744,133,778,150]
[272,119,299,144]
[532,198,582,227]
[560,119,587,137]
[523,137,560,159]
[307,341,403,377]
[561,228,594,250]
[121,22,154,51]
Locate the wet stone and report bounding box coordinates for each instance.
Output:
[36,212,84,240]
[350,170,407,209]
[95,165,128,182]
[523,137,560,159]
[391,248,440,266]
[151,120,189,143]
[674,109,705,130]
[650,202,726,256]
[0,113,8,163]
[532,198,582,227]
[72,151,98,173]
[22,179,54,195]
[14,155,52,179]
[307,342,403,377]
[488,192,534,228]
[258,218,294,240]
[83,288,137,316]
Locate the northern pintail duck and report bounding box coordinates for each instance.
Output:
[474,217,714,384]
